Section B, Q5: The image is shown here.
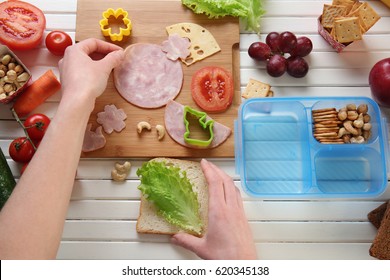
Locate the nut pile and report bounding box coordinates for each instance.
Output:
[0,54,30,101]
[312,104,372,144]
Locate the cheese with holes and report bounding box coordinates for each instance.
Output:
[166,23,220,66]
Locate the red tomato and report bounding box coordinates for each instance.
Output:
[45,31,73,56]
[191,66,234,113]
[0,1,46,51]
[23,114,50,141]
[9,137,35,163]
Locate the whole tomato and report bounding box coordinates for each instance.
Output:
[24,114,51,141]
[45,31,73,56]
[9,137,35,163]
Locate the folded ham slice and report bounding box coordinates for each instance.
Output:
[113,43,183,108]
[164,100,231,149]
[82,124,106,152]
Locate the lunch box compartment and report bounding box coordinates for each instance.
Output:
[314,147,386,196]
[235,97,388,199]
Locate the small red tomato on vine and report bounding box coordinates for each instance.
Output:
[9,137,35,163]
[24,113,50,141]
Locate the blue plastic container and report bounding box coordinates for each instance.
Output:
[235,97,389,199]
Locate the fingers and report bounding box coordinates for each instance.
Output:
[97,49,125,71]
[76,38,123,55]
[201,159,224,207]
[171,233,203,255]
[206,160,240,207]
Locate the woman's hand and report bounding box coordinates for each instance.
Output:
[171,159,257,260]
[58,38,124,109]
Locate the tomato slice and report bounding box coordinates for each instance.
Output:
[191,66,234,113]
[0,1,46,50]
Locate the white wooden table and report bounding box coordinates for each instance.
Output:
[1,0,390,260]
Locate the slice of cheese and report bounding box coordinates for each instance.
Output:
[166,22,221,66]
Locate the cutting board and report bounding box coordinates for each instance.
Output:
[76,0,240,158]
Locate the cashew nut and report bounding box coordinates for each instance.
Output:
[156,124,165,140]
[338,127,351,138]
[362,122,372,131]
[350,136,365,144]
[111,161,131,182]
[115,161,131,173]
[353,113,364,128]
[343,121,359,135]
[111,169,128,182]
[137,121,151,134]
[357,104,368,114]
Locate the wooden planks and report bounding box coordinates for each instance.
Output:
[75,0,240,158]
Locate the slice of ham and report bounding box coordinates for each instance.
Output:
[82,124,106,152]
[161,34,190,61]
[96,104,127,134]
[113,43,183,108]
[164,100,231,149]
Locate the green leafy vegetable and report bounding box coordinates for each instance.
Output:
[137,161,203,235]
[181,0,266,34]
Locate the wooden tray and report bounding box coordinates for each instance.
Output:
[75,0,240,158]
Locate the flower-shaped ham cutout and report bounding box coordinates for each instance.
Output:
[97,104,127,134]
[82,124,106,152]
[161,34,190,61]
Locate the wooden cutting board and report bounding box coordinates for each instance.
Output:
[76,0,240,158]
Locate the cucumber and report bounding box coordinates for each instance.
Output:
[0,147,16,210]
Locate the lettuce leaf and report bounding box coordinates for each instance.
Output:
[181,0,266,34]
[137,161,203,235]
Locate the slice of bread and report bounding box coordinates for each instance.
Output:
[136,158,208,236]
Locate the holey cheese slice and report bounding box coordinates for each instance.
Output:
[166,23,221,66]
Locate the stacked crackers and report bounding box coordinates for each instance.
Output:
[368,201,390,259]
[321,0,380,44]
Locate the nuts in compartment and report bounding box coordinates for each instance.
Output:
[312,103,372,144]
[0,53,31,102]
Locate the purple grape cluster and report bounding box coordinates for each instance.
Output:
[248,31,313,78]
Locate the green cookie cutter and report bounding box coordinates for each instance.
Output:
[183,106,214,147]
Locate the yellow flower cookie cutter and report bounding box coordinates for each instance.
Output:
[99,8,131,41]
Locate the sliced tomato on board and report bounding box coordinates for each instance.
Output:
[0,1,46,50]
[191,66,234,113]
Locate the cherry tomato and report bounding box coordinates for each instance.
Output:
[23,114,50,141]
[191,66,234,113]
[0,1,46,51]
[9,137,35,163]
[45,31,73,56]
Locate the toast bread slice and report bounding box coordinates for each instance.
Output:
[136,158,208,236]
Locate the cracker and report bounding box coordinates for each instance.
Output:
[322,4,348,28]
[356,2,381,32]
[332,0,357,14]
[334,17,362,43]
[166,23,221,66]
[242,78,272,99]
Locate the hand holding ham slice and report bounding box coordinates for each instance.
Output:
[164,100,231,149]
[82,124,106,152]
[113,43,183,108]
